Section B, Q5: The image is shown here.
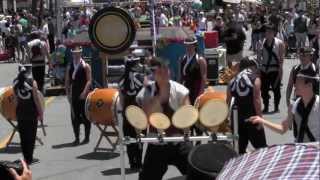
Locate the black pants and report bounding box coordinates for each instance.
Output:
[47,34,55,53]
[123,112,143,168]
[17,115,37,164]
[32,65,45,93]
[260,71,281,111]
[139,142,192,180]
[71,99,91,141]
[238,122,267,154]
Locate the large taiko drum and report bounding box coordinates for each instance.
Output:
[194,90,226,109]
[0,86,45,121]
[85,88,119,125]
[89,7,136,54]
[0,87,16,121]
[194,89,230,132]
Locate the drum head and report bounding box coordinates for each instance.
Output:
[89,7,136,54]
[125,105,148,130]
[172,105,198,129]
[199,99,228,128]
[149,113,171,130]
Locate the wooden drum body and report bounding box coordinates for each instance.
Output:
[0,86,45,121]
[194,90,230,132]
[0,87,16,121]
[194,90,226,109]
[85,88,119,125]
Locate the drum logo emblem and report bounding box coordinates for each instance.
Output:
[96,99,104,108]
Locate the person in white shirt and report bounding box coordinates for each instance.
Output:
[136,57,192,180]
[250,66,320,143]
[198,11,207,31]
[159,12,169,27]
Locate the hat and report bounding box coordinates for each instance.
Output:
[296,63,320,80]
[184,36,198,45]
[299,47,315,55]
[71,46,83,53]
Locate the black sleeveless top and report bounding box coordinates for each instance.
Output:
[13,78,37,117]
[69,62,87,99]
[229,69,257,121]
[181,54,202,103]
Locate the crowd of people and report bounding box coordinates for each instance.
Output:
[0,1,319,180]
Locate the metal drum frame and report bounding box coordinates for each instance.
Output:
[117,97,240,180]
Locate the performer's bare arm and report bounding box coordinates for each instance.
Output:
[80,64,92,99]
[198,57,207,94]
[250,109,292,134]
[286,69,294,107]
[253,77,262,117]
[275,41,285,86]
[182,95,191,105]
[32,81,43,121]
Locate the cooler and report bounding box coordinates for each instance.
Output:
[204,48,219,85]
[204,31,219,48]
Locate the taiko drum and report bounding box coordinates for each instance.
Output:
[85,88,119,125]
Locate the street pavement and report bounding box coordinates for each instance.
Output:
[0,36,298,179]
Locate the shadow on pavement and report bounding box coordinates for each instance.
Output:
[77,152,119,160]
[167,176,187,180]
[101,168,138,176]
[0,145,21,154]
[51,142,76,149]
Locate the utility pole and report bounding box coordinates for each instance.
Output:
[56,0,63,41]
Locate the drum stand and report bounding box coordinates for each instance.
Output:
[4,118,45,150]
[93,123,119,152]
[118,101,240,180]
[118,128,238,180]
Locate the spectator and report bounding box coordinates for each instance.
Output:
[9,159,32,180]
[294,10,308,50]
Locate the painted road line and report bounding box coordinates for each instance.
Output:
[0,96,56,149]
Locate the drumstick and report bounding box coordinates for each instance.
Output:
[40,119,46,136]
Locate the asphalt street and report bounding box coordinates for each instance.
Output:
[0,34,297,179]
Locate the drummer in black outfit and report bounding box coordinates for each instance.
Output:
[65,46,92,146]
[119,56,145,170]
[136,58,192,180]
[27,32,51,93]
[180,37,207,141]
[227,57,267,154]
[13,64,44,164]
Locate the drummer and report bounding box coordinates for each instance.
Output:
[250,66,320,143]
[65,46,92,146]
[227,57,267,154]
[136,57,192,180]
[119,56,145,170]
[13,64,43,164]
[180,36,207,142]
